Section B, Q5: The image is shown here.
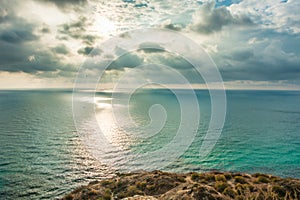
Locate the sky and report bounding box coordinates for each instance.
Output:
[0,0,299,90]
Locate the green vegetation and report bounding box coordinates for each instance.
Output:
[257,175,270,183]
[234,175,248,184]
[64,194,74,200]
[223,187,237,198]
[215,174,227,182]
[214,181,228,192]
[224,173,232,180]
[191,172,200,181]
[272,185,286,197]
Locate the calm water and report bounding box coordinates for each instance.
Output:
[0,89,299,199]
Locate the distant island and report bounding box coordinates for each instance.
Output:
[62,170,300,200]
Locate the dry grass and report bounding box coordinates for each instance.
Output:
[62,171,300,200]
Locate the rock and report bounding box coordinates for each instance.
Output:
[122,195,158,200]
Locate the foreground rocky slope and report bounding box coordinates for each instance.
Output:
[62,170,300,200]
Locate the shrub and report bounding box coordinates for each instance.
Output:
[101,190,112,200]
[255,192,265,200]
[253,173,268,178]
[235,183,245,195]
[146,184,156,192]
[224,173,232,180]
[136,181,147,190]
[101,180,113,186]
[257,176,270,183]
[191,173,200,181]
[88,189,98,196]
[117,185,141,199]
[214,182,228,193]
[223,187,237,198]
[192,183,200,190]
[176,176,186,182]
[205,174,216,182]
[127,185,140,195]
[270,176,281,183]
[215,174,227,182]
[247,184,255,192]
[64,194,74,200]
[272,185,286,197]
[234,176,247,184]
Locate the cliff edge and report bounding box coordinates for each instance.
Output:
[62,170,300,200]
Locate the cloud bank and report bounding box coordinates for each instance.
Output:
[0,0,299,89]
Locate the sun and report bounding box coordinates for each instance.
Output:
[94,16,116,37]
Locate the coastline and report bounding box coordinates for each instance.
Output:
[62,170,300,200]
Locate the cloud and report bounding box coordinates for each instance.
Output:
[77,46,93,55]
[163,23,183,31]
[138,42,166,53]
[229,48,254,61]
[0,39,76,75]
[37,0,87,10]
[41,27,50,33]
[0,2,76,76]
[190,1,253,34]
[109,52,144,70]
[57,16,98,45]
[160,19,186,31]
[217,38,300,82]
[190,1,300,85]
[52,44,69,55]
[99,48,204,84]
[229,0,300,34]
[0,28,37,44]
[0,10,38,44]
[0,0,299,89]
[146,53,194,70]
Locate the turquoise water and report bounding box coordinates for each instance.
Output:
[0,90,113,200]
[0,89,299,199]
[177,90,300,175]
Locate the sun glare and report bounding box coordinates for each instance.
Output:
[94,16,116,37]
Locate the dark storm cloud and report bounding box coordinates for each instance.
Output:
[191,2,253,34]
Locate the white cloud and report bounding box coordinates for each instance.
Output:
[190,1,253,34]
[229,0,300,34]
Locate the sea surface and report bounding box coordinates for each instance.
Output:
[0,89,299,199]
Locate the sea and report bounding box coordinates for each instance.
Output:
[0,89,299,199]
